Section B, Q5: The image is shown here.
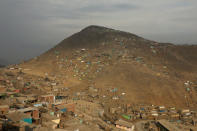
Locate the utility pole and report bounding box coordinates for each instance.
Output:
[185,95,189,107]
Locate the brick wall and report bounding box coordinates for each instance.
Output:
[32,110,39,119]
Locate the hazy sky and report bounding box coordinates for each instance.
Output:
[0,0,197,64]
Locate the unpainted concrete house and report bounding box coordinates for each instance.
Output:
[38,94,55,103]
[115,119,135,131]
[0,105,9,115]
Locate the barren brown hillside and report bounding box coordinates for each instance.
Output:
[20,25,197,108]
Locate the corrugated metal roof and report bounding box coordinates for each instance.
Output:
[17,107,37,112]
[158,120,184,131]
[115,119,134,128]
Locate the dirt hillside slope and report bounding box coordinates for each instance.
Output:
[20,25,197,107]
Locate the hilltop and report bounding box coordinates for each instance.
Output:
[19,25,197,107]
